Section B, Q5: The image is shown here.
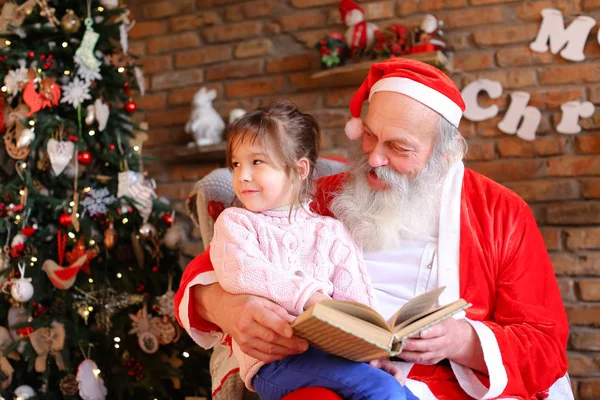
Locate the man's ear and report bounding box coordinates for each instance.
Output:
[296,158,310,180]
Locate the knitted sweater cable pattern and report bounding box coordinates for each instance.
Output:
[210,206,377,389]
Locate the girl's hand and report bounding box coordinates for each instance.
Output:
[369,357,406,385]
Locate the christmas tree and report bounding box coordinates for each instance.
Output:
[0,1,210,399]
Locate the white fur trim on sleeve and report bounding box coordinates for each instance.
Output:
[450,319,508,399]
[369,77,463,127]
[178,271,224,349]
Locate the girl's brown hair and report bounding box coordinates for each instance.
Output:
[226,100,321,210]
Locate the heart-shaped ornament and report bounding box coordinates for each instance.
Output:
[47,138,74,176]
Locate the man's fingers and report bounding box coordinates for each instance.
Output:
[402,336,446,352]
[400,350,444,365]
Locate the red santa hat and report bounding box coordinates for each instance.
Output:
[345,58,466,140]
[339,0,363,22]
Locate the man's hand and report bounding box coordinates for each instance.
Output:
[193,284,308,363]
[400,317,487,374]
[369,358,405,385]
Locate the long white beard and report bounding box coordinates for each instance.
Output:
[330,152,448,251]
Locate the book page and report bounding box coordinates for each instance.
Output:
[387,286,446,328]
[393,299,471,340]
[322,300,392,332]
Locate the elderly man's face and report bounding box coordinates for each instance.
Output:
[361,91,440,191]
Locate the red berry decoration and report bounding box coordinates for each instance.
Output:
[162,213,173,226]
[123,82,129,88]
[59,212,72,227]
[77,150,93,165]
[124,100,137,114]
[27,51,34,58]
[109,144,115,151]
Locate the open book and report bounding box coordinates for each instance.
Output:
[291,287,471,362]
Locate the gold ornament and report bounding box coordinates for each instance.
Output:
[104,223,117,250]
[60,9,80,34]
[3,126,30,160]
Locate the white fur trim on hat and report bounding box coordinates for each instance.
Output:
[345,117,364,140]
[369,77,463,127]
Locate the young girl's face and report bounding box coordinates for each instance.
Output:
[231,137,296,212]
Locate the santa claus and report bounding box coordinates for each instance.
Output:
[175,59,572,400]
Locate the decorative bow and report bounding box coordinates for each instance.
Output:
[28,321,66,372]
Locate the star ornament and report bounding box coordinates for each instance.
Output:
[23,76,61,116]
[60,77,91,108]
[66,237,98,274]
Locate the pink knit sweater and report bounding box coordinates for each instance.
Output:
[210,206,376,390]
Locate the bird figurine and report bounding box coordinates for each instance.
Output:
[42,254,93,290]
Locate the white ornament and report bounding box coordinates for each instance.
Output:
[117,171,143,198]
[3,62,28,97]
[75,19,101,70]
[340,1,378,53]
[17,128,35,148]
[128,181,156,222]
[7,306,29,341]
[99,0,120,10]
[10,262,33,303]
[81,187,116,217]
[462,79,503,122]
[185,87,225,146]
[10,233,25,250]
[164,225,183,250]
[61,77,92,108]
[529,9,595,62]
[47,139,75,176]
[556,101,595,134]
[134,66,145,96]
[77,359,107,400]
[498,92,541,141]
[77,61,102,84]
[119,23,128,54]
[94,99,109,132]
[85,105,96,125]
[14,385,36,399]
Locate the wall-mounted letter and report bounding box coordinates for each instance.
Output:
[556,101,595,134]
[461,79,503,122]
[529,8,596,62]
[498,92,541,141]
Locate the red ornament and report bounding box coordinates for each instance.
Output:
[40,54,46,60]
[109,144,115,150]
[162,213,173,226]
[152,266,159,272]
[59,212,72,227]
[27,51,34,58]
[123,82,129,88]
[124,100,137,114]
[77,150,92,165]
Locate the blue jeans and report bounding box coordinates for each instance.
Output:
[253,347,419,400]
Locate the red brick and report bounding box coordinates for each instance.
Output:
[517,0,581,21]
[529,88,585,110]
[397,1,419,16]
[202,21,262,43]
[170,12,218,32]
[293,28,333,48]
[582,179,600,198]
[590,86,600,104]
[464,141,496,161]
[310,109,348,129]
[453,52,494,72]
[467,159,543,182]
[128,40,146,57]
[197,0,239,7]
[206,59,263,81]
[547,202,600,225]
[443,7,503,29]
[568,353,599,376]
[155,182,196,201]
[147,32,201,55]
[474,117,505,138]
[143,0,195,19]
[326,88,356,107]
[496,46,555,67]
[579,280,600,301]
[459,120,476,139]
[418,0,467,11]
[580,112,600,131]
[225,76,284,98]
[355,1,395,22]
[473,24,539,46]
[170,164,222,182]
[142,55,172,75]
[580,380,600,400]
[504,179,579,202]
[152,69,203,91]
[175,46,232,68]
[583,0,600,10]
[567,304,600,327]
[129,21,168,40]
[280,11,326,31]
[144,161,171,183]
[551,252,600,275]
[145,128,172,147]
[213,99,259,120]
[464,69,537,90]
[557,278,575,301]
[497,136,565,158]
[259,93,320,111]
[136,93,166,111]
[290,0,339,7]
[584,40,600,60]
[547,156,600,177]
[168,84,223,106]
[263,22,281,35]
[576,135,600,154]
[471,0,520,4]
[146,107,190,128]
[566,228,600,250]
[235,39,272,58]
[266,54,313,74]
[571,329,600,351]
[540,64,600,85]
[225,0,273,22]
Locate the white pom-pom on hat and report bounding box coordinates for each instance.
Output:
[345,117,364,140]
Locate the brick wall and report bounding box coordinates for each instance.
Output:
[127,0,600,397]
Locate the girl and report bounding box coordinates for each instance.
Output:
[209,100,418,400]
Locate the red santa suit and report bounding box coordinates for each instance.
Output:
[174,161,571,400]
